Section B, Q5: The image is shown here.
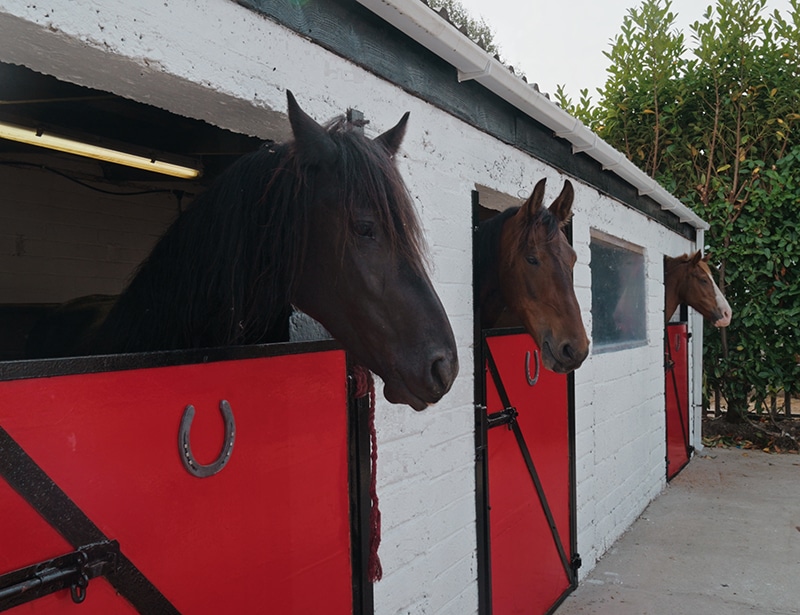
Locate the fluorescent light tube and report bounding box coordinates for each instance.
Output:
[0,120,201,179]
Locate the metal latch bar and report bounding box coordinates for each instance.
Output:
[0,540,119,611]
[487,406,518,429]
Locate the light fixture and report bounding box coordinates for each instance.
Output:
[0,120,202,179]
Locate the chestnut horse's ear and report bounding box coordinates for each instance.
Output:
[375,112,410,156]
[690,250,703,265]
[286,90,337,167]
[549,180,575,227]
[520,178,547,223]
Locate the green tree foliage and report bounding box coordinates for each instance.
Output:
[558,0,800,420]
[427,0,500,56]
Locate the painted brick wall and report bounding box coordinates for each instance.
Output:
[571,190,695,575]
[0,0,700,611]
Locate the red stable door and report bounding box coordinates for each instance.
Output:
[0,346,355,614]
[479,331,578,615]
[666,323,692,480]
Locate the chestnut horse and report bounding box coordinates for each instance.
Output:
[477,179,589,373]
[664,252,732,326]
[26,91,458,411]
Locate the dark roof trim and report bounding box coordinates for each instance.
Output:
[238,0,697,240]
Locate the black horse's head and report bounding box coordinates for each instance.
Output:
[286,92,458,411]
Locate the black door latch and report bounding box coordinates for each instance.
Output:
[0,539,119,611]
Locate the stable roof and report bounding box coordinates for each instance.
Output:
[356,0,708,231]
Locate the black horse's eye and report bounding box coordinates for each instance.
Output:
[354,220,376,239]
[525,254,540,266]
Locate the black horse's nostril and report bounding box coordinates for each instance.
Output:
[429,355,457,398]
[431,358,448,392]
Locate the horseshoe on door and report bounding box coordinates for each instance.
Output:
[179,400,236,478]
[525,350,540,387]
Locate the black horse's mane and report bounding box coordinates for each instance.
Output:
[94,116,425,353]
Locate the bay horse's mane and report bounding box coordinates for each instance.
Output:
[503,204,562,256]
[476,178,587,373]
[477,204,562,279]
[96,115,426,353]
[476,201,566,325]
[476,207,515,287]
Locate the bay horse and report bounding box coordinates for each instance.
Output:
[664,252,732,326]
[476,178,589,373]
[26,91,458,411]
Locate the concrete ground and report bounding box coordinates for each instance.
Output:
[556,448,800,615]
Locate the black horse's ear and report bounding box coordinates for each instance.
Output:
[286,90,337,166]
[549,180,574,227]
[375,112,410,156]
[520,178,547,222]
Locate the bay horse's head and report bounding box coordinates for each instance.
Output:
[664,251,732,327]
[285,92,458,411]
[481,178,589,373]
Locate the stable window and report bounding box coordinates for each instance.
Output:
[590,233,646,352]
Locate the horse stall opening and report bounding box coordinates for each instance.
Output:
[0,62,263,360]
[0,342,373,613]
[473,193,578,614]
[0,65,376,613]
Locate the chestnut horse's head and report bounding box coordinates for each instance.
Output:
[664,251,732,327]
[479,178,589,373]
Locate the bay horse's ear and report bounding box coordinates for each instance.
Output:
[286,90,337,166]
[520,178,547,222]
[374,112,410,156]
[549,180,575,227]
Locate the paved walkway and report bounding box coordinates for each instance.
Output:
[556,448,800,615]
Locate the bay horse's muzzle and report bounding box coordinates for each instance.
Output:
[541,334,589,374]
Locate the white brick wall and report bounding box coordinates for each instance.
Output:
[571,190,695,575]
[0,0,701,610]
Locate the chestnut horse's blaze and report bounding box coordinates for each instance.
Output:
[477,178,589,373]
[664,252,732,327]
[26,91,458,411]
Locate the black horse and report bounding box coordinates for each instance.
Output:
[27,91,458,410]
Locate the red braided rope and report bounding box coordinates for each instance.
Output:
[352,365,382,582]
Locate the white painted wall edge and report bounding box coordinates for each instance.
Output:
[356,0,709,231]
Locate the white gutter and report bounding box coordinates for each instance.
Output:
[356,0,709,231]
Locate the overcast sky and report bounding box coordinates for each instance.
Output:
[455,0,793,102]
